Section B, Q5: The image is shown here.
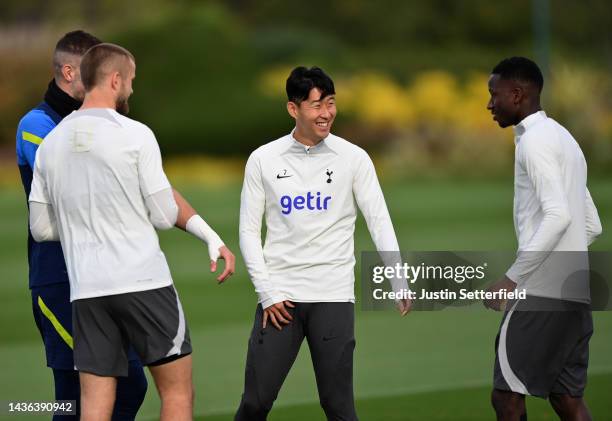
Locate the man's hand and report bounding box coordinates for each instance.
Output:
[210,245,235,283]
[483,276,517,311]
[263,300,295,330]
[397,298,412,316]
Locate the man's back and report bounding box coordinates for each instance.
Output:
[31,108,173,301]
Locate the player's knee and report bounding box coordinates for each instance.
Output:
[159,389,194,412]
[320,396,355,420]
[160,382,193,401]
[236,402,267,420]
[154,368,193,404]
[236,394,273,420]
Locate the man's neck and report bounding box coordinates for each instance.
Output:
[516,103,542,124]
[54,79,74,99]
[293,127,323,147]
[45,79,82,119]
[81,90,116,110]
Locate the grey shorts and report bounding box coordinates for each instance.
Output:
[493,295,592,398]
[73,285,191,377]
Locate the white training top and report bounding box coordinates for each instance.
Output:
[29,108,175,301]
[505,111,602,303]
[239,131,406,308]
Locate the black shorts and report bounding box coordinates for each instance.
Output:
[493,295,593,398]
[73,285,192,377]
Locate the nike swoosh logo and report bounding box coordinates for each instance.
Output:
[277,175,293,179]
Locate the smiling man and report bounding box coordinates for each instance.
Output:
[236,66,410,420]
[486,57,602,421]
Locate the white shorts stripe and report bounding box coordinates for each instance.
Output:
[166,286,186,357]
[498,299,530,395]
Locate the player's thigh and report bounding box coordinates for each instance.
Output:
[244,304,305,374]
[73,296,129,377]
[149,354,193,397]
[305,303,355,375]
[239,303,305,404]
[550,310,593,397]
[494,297,590,398]
[114,285,192,366]
[79,371,117,418]
[32,284,75,370]
[52,369,80,401]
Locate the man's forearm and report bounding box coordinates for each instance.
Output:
[173,188,197,230]
[506,208,571,285]
[239,231,283,308]
[172,188,225,261]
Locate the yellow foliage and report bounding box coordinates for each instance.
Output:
[255,64,610,178]
[257,65,295,99]
[164,156,245,187]
[343,72,415,127]
[408,71,460,124]
[257,67,498,132]
[455,73,500,133]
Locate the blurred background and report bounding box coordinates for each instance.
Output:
[2,0,612,180]
[1,1,611,420]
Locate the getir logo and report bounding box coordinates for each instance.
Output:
[280,192,331,215]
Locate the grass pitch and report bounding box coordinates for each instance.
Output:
[1,179,611,420]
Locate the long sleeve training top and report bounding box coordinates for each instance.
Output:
[505,111,602,303]
[240,131,406,308]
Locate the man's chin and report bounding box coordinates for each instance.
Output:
[493,118,509,128]
[315,125,331,137]
[116,102,130,116]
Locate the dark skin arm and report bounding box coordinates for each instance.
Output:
[483,276,517,311]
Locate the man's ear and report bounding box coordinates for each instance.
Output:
[61,64,75,83]
[511,86,524,105]
[287,101,298,119]
[110,71,121,91]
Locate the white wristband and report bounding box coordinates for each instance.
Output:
[185,214,225,261]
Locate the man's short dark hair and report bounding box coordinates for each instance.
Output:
[55,30,101,56]
[286,66,335,104]
[491,57,544,93]
[53,30,101,75]
[80,43,135,92]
